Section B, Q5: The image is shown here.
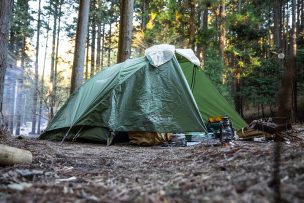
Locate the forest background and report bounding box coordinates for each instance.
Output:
[0,0,303,136]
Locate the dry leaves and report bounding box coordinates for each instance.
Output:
[0,127,303,203]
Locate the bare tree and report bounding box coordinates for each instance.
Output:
[70,0,91,94]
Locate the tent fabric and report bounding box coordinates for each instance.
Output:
[41,46,247,143]
[175,49,201,66]
[41,55,207,142]
[145,44,175,67]
[178,59,247,130]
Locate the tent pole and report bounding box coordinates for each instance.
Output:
[60,126,73,145]
[72,126,84,141]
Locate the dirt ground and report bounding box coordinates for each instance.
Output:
[0,126,304,203]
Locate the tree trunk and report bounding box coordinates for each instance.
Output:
[189,0,196,50]
[108,23,111,66]
[96,23,101,72]
[201,7,208,63]
[117,0,134,63]
[273,0,281,49]
[53,0,63,115]
[31,0,41,134]
[219,0,226,61]
[235,71,242,116]
[85,29,89,80]
[101,22,105,68]
[15,37,26,135]
[90,21,96,76]
[238,0,242,12]
[70,0,91,94]
[49,2,58,120]
[291,0,297,119]
[37,16,50,134]
[141,0,147,31]
[0,0,13,113]
[277,58,293,119]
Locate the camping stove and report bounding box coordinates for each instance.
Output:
[219,117,235,143]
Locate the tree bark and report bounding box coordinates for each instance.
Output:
[90,21,96,76]
[15,37,26,135]
[70,0,91,94]
[291,0,297,58]
[0,0,13,113]
[237,0,242,12]
[291,0,297,119]
[31,0,41,134]
[85,29,89,80]
[219,0,226,62]
[53,0,63,116]
[117,0,134,63]
[108,23,112,67]
[141,0,147,31]
[49,2,58,119]
[96,23,101,72]
[277,58,293,119]
[201,7,208,63]
[101,22,105,68]
[189,0,196,50]
[37,16,51,134]
[273,0,281,49]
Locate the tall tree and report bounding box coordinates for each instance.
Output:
[15,36,26,135]
[101,22,105,68]
[219,0,226,61]
[96,23,102,71]
[117,0,134,63]
[90,0,96,76]
[49,0,59,119]
[31,0,42,134]
[277,0,297,119]
[85,28,90,80]
[189,0,196,50]
[0,0,13,114]
[291,0,297,117]
[37,16,51,134]
[53,0,64,118]
[14,0,32,135]
[273,0,282,49]
[70,0,91,94]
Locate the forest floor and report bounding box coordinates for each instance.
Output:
[0,125,304,203]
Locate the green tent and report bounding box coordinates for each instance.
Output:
[40,47,207,142]
[40,45,246,143]
[178,57,247,130]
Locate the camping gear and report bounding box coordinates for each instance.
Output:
[0,144,32,166]
[128,132,172,146]
[40,44,246,144]
[237,117,291,140]
[171,134,187,147]
[185,134,192,142]
[205,116,235,143]
[219,117,235,143]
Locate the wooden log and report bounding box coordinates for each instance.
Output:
[0,144,32,166]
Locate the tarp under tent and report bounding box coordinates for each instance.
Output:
[40,44,247,143]
[40,45,207,143]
